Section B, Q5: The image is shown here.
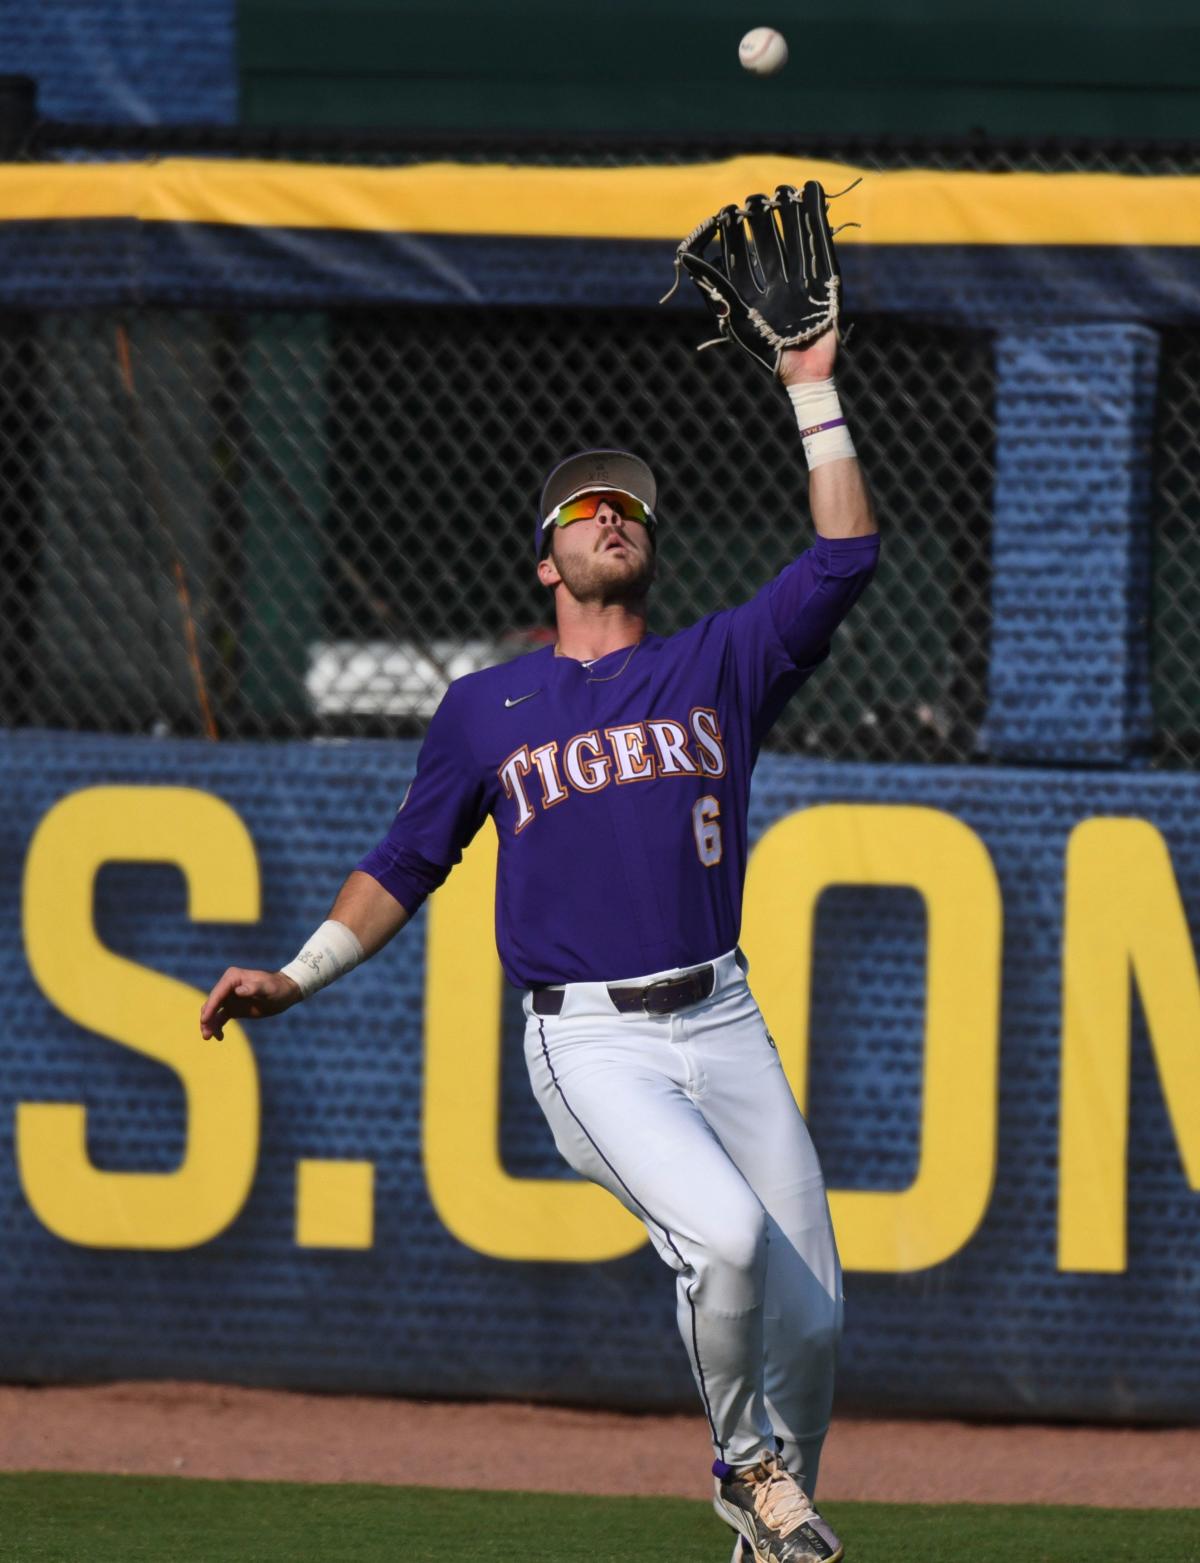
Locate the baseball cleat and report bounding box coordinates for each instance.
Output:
[713,1451,843,1562]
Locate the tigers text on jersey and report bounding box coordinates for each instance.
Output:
[358,531,879,987]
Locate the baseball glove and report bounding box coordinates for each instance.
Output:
[662,181,852,378]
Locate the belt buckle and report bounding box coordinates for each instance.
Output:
[643,975,687,1012]
[639,975,681,1015]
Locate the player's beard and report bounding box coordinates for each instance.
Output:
[551,540,656,608]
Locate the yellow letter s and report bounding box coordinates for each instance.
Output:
[18,786,261,1249]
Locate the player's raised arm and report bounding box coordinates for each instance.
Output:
[668,179,880,689]
[198,870,410,1041]
[670,178,876,545]
[779,332,877,543]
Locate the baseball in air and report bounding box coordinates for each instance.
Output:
[739,26,788,75]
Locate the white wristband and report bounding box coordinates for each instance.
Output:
[787,377,857,470]
[280,919,365,1000]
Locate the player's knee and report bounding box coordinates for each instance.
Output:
[707,1204,768,1277]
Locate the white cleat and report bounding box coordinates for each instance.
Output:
[713,1451,843,1563]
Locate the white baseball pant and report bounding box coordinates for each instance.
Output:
[522,946,843,1488]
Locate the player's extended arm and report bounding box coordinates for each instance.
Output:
[198,870,410,1040]
[671,180,875,544]
[779,335,877,542]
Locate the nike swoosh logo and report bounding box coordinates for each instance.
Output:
[504,691,541,708]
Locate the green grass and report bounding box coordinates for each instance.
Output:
[0,1473,1196,1562]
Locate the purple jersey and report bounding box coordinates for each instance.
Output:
[358,531,879,987]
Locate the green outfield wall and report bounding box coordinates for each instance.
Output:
[241,0,1200,139]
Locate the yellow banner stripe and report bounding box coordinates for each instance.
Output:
[3,157,1200,246]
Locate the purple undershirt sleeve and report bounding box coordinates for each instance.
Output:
[720,530,880,744]
[355,686,489,917]
[766,531,881,669]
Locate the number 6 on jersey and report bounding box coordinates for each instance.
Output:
[693,795,723,866]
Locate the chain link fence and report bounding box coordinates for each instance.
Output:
[30,120,1200,176]
[0,304,993,760]
[3,126,1199,765]
[1152,327,1200,768]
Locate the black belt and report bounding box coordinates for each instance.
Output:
[531,963,715,1018]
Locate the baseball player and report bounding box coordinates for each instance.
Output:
[200,183,876,1563]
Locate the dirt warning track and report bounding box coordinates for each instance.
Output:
[1,1383,1198,1509]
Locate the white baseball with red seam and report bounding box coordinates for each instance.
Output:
[739,26,788,75]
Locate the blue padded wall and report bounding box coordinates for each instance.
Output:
[2,731,1199,1422]
[3,226,1200,320]
[0,1,236,124]
[980,324,1158,763]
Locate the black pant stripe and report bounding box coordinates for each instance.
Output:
[536,1016,723,1455]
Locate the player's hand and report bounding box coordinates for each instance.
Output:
[779,329,837,386]
[199,967,302,1040]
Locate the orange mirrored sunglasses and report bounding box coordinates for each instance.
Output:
[544,489,657,533]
